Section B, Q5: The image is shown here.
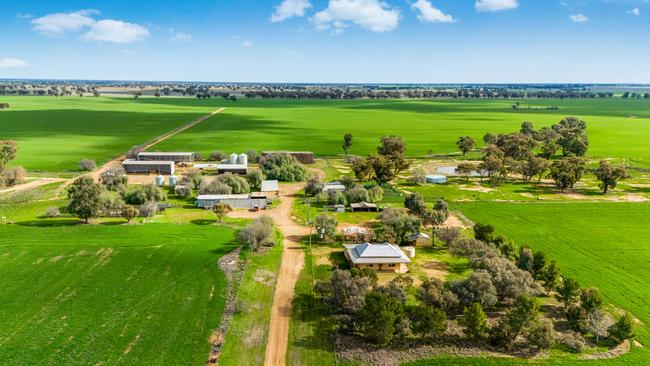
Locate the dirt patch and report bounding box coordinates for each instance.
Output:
[441,214,468,229]
[459,185,494,193]
[605,194,649,203]
[420,260,449,281]
[253,269,277,286]
[634,340,643,348]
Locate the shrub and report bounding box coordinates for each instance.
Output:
[100,192,125,217]
[450,270,498,309]
[78,159,96,171]
[183,171,203,190]
[340,175,356,189]
[99,166,128,191]
[246,169,266,190]
[449,237,496,259]
[304,175,323,197]
[125,145,144,159]
[367,185,383,203]
[315,269,372,314]
[246,149,259,162]
[489,295,540,351]
[125,184,165,205]
[138,201,158,217]
[461,303,489,339]
[360,289,406,346]
[346,185,369,204]
[437,227,462,246]
[208,150,226,161]
[174,185,192,198]
[44,207,61,218]
[416,278,459,313]
[327,190,347,205]
[529,319,555,350]
[122,205,139,222]
[259,153,308,182]
[199,180,232,195]
[193,152,204,161]
[238,216,275,250]
[408,305,447,338]
[315,214,337,242]
[408,167,426,185]
[474,255,542,303]
[0,166,27,187]
[214,172,250,193]
[609,312,635,343]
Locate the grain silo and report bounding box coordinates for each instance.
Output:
[155,175,165,186]
[168,175,178,187]
[229,153,238,165]
[238,153,248,166]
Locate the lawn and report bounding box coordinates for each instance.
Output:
[451,201,650,365]
[0,96,220,172]
[0,224,237,365]
[153,98,650,165]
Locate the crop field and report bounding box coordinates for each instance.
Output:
[153,98,650,165]
[0,96,219,172]
[453,201,650,365]
[0,224,237,365]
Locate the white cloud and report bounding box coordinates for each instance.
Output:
[0,58,29,68]
[570,13,588,22]
[412,0,455,23]
[82,20,150,43]
[475,0,519,12]
[628,8,640,16]
[312,0,400,33]
[170,32,192,42]
[31,9,97,35]
[271,0,312,22]
[242,40,253,48]
[15,13,34,20]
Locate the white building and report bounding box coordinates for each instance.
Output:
[196,194,267,210]
[343,242,411,273]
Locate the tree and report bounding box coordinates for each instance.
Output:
[200,181,232,195]
[377,136,410,177]
[404,193,426,216]
[213,203,232,222]
[436,227,462,246]
[304,175,323,197]
[580,288,603,314]
[540,139,559,160]
[0,140,18,173]
[489,295,540,351]
[379,208,421,245]
[367,186,383,203]
[585,309,609,344]
[450,270,499,309]
[208,150,226,161]
[215,172,250,193]
[314,269,371,313]
[99,166,128,191]
[259,153,308,182]
[121,206,139,223]
[342,133,353,159]
[457,136,475,156]
[125,184,166,204]
[350,157,374,181]
[367,154,397,184]
[520,121,535,136]
[246,169,266,190]
[461,303,489,339]
[346,185,369,203]
[473,223,496,243]
[408,305,447,338]
[517,247,534,272]
[67,176,103,223]
[483,132,497,145]
[518,155,549,183]
[238,216,275,250]
[360,290,405,346]
[542,260,561,291]
[78,159,96,171]
[529,319,555,350]
[531,251,547,279]
[592,160,629,194]
[552,117,589,156]
[609,312,635,343]
[246,149,259,162]
[0,166,26,187]
[409,167,426,185]
[327,189,347,205]
[556,277,581,309]
[456,162,477,182]
[315,214,337,242]
[549,157,586,191]
[416,278,459,313]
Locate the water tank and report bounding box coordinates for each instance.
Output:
[238,153,248,166]
[155,175,165,186]
[229,153,238,165]
[168,175,178,187]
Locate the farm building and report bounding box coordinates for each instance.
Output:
[261,180,280,196]
[122,159,175,175]
[350,201,379,212]
[408,232,431,246]
[322,181,346,192]
[261,151,315,164]
[343,242,411,273]
[137,151,193,163]
[426,174,447,184]
[196,194,267,210]
[193,163,248,175]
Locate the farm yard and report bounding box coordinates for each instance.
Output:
[1,94,650,365]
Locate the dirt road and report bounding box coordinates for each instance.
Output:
[0,107,226,201]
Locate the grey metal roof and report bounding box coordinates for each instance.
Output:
[322,182,346,191]
[197,194,251,200]
[122,159,174,166]
[193,163,248,169]
[350,201,378,208]
[138,152,193,156]
[261,180,279,192]
[344,243,411,264]
[408,232,431,240]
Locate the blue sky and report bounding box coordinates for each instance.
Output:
[1,0,649,83]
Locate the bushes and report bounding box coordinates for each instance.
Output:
[121,206,139,222]
[359,289,406,346]
[416,278,458,313]
[214,172,249,193]
[259,153,308,182]
[125,145,144,159]
[346,185,369,203]
[304,175,323,197]
[208,150,226,161]
[0,166,26,187]
[174,185,192,198]
[315,269,372,314]
[238,216,275,250]
[44,207,61,218]
[124,184,165,205]
[78,159,96,171]
[450,270,498,309]
[199,181,232,195]
[315,214,337,242]
[461,303,489,339]
[367,185,383,203]
[246,169,265,190]
[608,312,635,343]
[99,166,127,191]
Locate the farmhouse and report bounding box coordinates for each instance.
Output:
[137,151,193,163]
[350,201,379,212]
[261,150,315,164]
[343,242,411,273]
[122,159,175,175]
[261,180,280,197]
[196,194,267,210]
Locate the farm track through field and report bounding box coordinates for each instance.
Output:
[0,107,226,201]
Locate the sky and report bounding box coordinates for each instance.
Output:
[1,0,649,83]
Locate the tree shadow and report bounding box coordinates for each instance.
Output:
[191,219,217,225]
[14,219,81,227]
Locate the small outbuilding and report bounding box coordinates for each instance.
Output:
[407,232,431,246]
[122,159,175,175]
[343,242,411,273]
[322,181,346,192]
[350,201,379,212]
[137,151,193,163]
[426,174,447,184]
[196,194,267,210]
[261,180,280,197]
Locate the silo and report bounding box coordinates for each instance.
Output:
[155,175,165,186]
[238,153,248,166]
[229,153,238,165]
[168,175,178,187]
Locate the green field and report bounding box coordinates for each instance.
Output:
[452,201,650,365]
[153,98,650,165]
[0,224,237,365]
[0,96,219,172]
